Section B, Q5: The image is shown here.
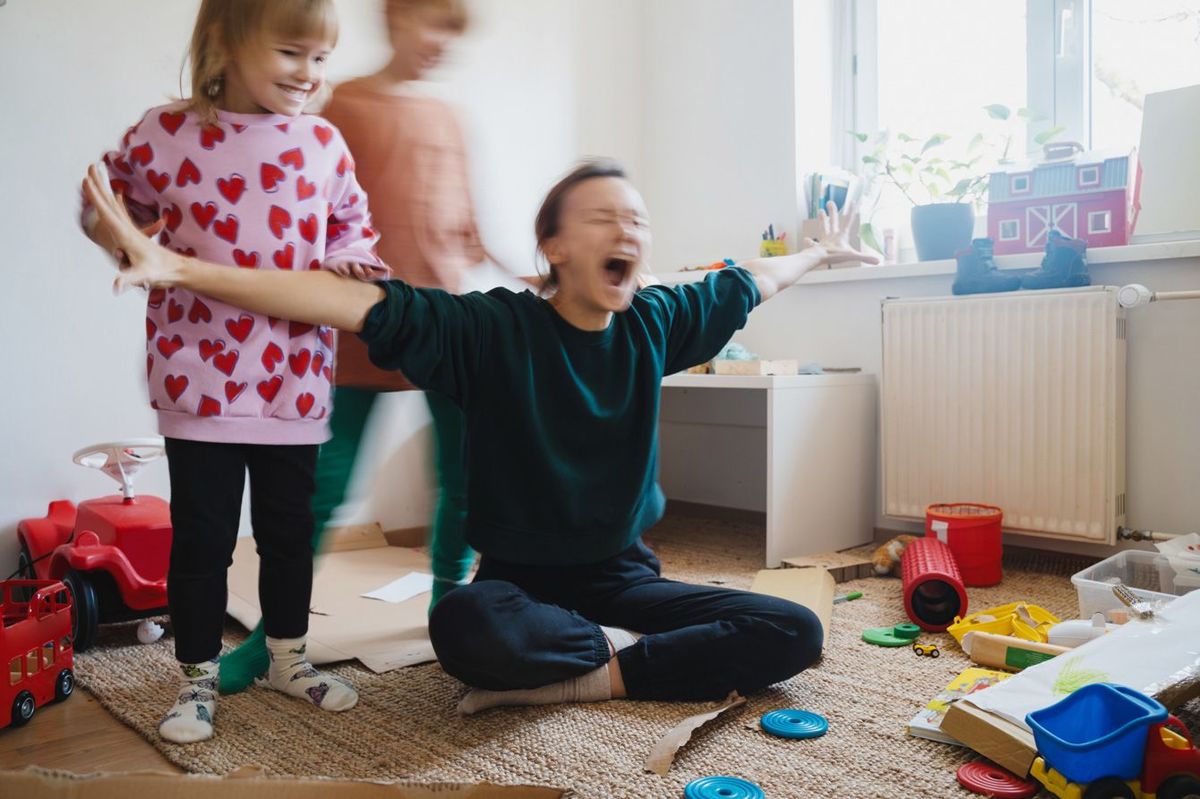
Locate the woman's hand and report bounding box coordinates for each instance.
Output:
[82,163,185,292]
[806,199,880,267]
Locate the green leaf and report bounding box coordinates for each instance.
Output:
[983,104,1011,120]
[859,222,883,254]
[897,132,917,143]
[921,133,950,153]
[968,133,985,152]
[901,154,919,163]
[861,155,880,164]
[948,178,975,196]
[1034,125,1067,145]
[850,131,869,143]
[1017,107,1047,121]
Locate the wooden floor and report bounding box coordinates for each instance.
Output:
[0,687,178,774]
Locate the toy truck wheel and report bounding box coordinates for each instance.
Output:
[1157,774,1200,799]
[55,669,75,702]
[930,647,940,658]
[13,541,37,602]
[912,644,923,655]
[1082,777,1136,799]
[64,569,99,652]
[10,691,36,727]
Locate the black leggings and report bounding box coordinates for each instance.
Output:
[429,539,823,700]
[165,438,317,663]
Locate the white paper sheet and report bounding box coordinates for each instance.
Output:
[361,572,434,604]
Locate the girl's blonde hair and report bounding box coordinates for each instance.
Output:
[185,0,339,120]
[386,0,470,33]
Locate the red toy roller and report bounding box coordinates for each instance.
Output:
[902,536,968,632]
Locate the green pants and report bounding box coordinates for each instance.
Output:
[219,386,474,693]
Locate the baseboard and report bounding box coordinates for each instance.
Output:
[664,500,766,525]
[384,526,428,548]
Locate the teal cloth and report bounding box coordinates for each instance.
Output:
[359,268,760,566]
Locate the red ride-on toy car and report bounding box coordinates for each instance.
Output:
[16,439,171,652]
[1,579,75,728]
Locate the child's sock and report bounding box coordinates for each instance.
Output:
[159,659,219,743]
[600,625,642,654]
[263,636,358,711]
[458,662,613,716]
[218,623,269,694]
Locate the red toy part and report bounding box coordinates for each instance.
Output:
[925,503,1003,587]
[1141,716,1200,796]
[902,536,968,632]
[0,580,75,728]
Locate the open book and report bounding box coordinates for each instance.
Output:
[907,667,1011,745]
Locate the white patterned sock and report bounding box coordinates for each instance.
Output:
[458,662,613,716]
[600,625,642,654]
[263,636,357,712]
[158,659,218,743]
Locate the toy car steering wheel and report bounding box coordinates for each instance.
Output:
[72,438,166,499]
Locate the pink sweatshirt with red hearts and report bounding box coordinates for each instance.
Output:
[87,103,387,445]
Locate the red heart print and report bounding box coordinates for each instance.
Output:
[327,222,348,240]
[122,126,136,147]
[187,299,211,324]
[129,142,154,167]
[298,214,319,243]
[198,338,224,361]
[110,154,133,175]
[109,178,131,196]
[308,259,321,271]
[162,203,182,231]
[289,321,314,338]
[213,215,239,244]
[273,243,295,270]
[279,147,305,170]
[362,225,376,240]
[213,349,239,376]
[174,247,197,257]
[217,174,246,204]
[147,354,154,379]
[261,341,284,372]
[156,334,183,358]
[232,123,246,133]
[348,193,358,206]
[316,407,327,420]
[267,316,280,329]
[260,162,286,193]
[257,375,283,402]
[317,327,333,348]
[190,201,217,229]
[268,205,291,239]
[224,381,247,404]
[233,249,259,268]
[289,349,311,376]
[176,158,201,187]
[336,153,353,176]
[275,122,290,133]
[147,170,170,193]
[164,374,189,402]
[296,176,316,200]
[313,125,333,147]
[150,400,160,410]
[310,350,325,376]
[146,318,157,341]
[148,288,165,308]
[200,124,226,150]
[167,299,184,323]
[322,365,332,382]
[295,392,315,417]
[226,314,254,342]
[197,395,221,417]
[159,111,186,135]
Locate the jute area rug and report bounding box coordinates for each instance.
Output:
[75,511,1200,798]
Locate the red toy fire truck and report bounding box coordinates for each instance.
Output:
[17,439,171,652]
[1,579,74,727]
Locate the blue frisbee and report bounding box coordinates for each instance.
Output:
[761,708,829,739]
[683,775,765,799]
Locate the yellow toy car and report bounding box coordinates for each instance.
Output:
[912,642,941,658]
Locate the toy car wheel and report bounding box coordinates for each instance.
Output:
[55,669,75,702]
[12,541,37,602]
[1157,774,1200,799]
[64,569,99,653]
[912,644,923,655]
[10,691,36,727]
[1082,777,1136,799]
[930,648,940,658]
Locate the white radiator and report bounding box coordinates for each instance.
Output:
[881,287,1126,543]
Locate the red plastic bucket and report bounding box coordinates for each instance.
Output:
[925,503,1003,587]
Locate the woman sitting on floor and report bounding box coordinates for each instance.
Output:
[82,158,877,714]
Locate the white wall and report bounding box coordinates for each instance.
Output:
[0,0,643,571]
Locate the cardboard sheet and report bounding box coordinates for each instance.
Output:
[749,566,835,637]
[782,550,876,583]
[643,693,746,776]
[942,588,1200,775]
[226,525,436,673]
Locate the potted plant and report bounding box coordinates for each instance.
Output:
[854,106,1063,262]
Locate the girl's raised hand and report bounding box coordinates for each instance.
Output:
[83,163,184,293]
[806,199,880,267]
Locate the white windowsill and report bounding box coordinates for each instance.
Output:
[654,238,1200,288]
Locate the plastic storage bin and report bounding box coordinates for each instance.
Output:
[1071,550,1198,618]
[1026,684,1167,784]
[925,503,1003,587]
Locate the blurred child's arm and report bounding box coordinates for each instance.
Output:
[323,146,391,281]
[81,116,165,265]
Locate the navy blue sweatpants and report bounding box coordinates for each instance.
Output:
[428,539,823,700]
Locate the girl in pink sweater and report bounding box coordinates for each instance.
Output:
[82,0,383,743]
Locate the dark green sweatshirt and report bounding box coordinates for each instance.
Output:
[359,267,760,565]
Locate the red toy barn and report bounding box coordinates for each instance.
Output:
[987,149,1141,255]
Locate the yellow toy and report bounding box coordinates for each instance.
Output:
[947,601,1059,646]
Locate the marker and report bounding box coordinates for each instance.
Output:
[833,591,862,604]
[768,224,775,241]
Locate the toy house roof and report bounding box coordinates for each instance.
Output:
[989,149,1135,203]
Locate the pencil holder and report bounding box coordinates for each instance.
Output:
[759,240,788,258]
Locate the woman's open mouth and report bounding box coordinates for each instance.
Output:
[603,257,634,287]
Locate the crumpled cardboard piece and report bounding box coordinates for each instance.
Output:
[226,524,436,672]
[0,766,571,798]
[643,692,747,776]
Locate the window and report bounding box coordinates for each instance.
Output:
[1089,209,1112,233]
[1010,174,1032,194]
[25,650,38,677]
[1077,165,1101,187]
[8,657,20,686]
[999,219,1021,241]
[42,641,56,669]
[61,636,71,652]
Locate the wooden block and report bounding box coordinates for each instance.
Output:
[713,359,798,376]
[782,550,876,582]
